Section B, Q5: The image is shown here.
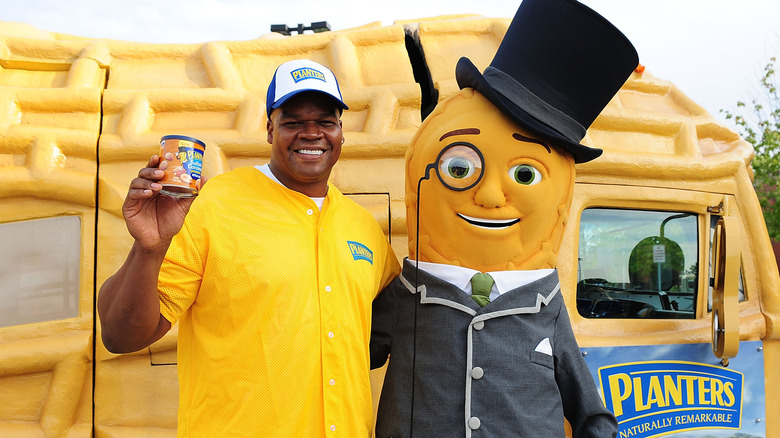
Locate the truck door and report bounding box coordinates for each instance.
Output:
[563,185,768,437]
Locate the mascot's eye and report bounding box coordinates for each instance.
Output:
[442,156,475,179]
[509,164,542,185]
[435,143,483,190]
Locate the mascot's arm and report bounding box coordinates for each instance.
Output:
[369,281,399,369]
[555,303,619,438]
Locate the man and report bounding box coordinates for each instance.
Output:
[98,59,400,437]
[371,0,638,436]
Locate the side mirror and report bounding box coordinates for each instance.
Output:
[711,216,740,363]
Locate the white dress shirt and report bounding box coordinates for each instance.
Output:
[412,260,553,301]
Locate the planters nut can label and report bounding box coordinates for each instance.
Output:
[159,135,206,197]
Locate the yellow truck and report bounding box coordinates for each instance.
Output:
[0,14,776,438]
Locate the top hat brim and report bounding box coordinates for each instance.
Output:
[456,57,602,164]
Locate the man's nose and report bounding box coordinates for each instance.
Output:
[473,172,506,208]
[299,121,324,138]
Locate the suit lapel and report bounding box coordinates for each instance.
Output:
[399,260,561,317]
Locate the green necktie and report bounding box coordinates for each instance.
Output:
[470,273,494,307]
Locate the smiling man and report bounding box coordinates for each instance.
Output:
[370,0,638,437]
[98,59,400,437]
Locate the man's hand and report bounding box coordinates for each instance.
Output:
[123,155,197,250]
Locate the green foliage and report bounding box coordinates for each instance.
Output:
[627,236,685,291]
[722,57,780,241]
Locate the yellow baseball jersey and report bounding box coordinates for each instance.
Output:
[158,166,400,437]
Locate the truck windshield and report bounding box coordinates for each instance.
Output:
[577,208,698,319]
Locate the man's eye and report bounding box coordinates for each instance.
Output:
[442,156,475,179]
[509,164,542,185]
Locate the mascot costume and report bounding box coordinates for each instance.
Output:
[370,0,638,436]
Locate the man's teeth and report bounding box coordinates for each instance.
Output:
[457,213,520,229]
[298,149,324,155]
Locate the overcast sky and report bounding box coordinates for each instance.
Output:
[3,0,779,131]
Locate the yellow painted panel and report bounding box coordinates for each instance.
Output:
[0,330,93,436]
[589,127,684,156]
[151,110,237,131]
[0,67,68,88]
[108,58,213,89]
[0,372,51,421]
[94,354,178,429]
[618,88,693,117]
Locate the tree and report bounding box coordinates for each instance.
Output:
[722,57,780,241]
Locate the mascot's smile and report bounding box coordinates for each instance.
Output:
[457,213,520,229]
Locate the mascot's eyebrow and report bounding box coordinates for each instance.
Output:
[513,133,551,154]
[439,128,481,142]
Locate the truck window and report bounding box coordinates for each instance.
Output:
[577,208,697,319]
[0,216,81,328]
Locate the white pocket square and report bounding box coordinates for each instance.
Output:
[534,338,553,356]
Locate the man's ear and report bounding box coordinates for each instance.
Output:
[266,118,274,144]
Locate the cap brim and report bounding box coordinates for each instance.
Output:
[270,89,349,114]
[455,57,602,163]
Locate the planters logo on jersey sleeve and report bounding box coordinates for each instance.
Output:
[347,241,373,264]
[599,361,743,438]
[291,67,326,83]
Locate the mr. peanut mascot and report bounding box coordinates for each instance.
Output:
[370,0,638,436]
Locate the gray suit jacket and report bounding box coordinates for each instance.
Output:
[371,259,617,437]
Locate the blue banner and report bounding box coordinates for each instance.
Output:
[582,341,766,438]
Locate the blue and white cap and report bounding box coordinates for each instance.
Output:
[266,59,348,117]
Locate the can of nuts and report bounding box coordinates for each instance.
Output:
[159,135,206,198]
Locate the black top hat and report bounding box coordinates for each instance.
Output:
[456,0,638,163]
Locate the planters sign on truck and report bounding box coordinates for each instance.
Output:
[589,344,764,437]
[0,12,777,438]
